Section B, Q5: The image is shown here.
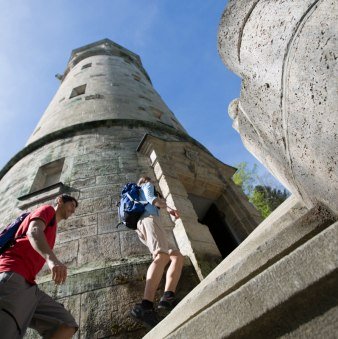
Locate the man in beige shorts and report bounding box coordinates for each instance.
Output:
[130,176,184,329]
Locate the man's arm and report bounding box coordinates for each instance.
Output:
[27,219,67,285]
[143,182,180,219]
[152,197,180,219]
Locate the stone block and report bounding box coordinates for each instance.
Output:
[153,160,164,178]
[54,240,80,268]
[98,211,118,234]
[78,233,121,266]
[120,230,149,257]
[219,0,338,214]
[58,213,98,232]
[158,175,187,199]
[70,176,96,188]
[80,185,114,200]
[57,225,97,244]
[71,159,120,179]
[79,283,148,338]
[76,196,112,215]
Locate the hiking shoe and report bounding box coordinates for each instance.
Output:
[130,303,160,329]
[158,295,178,311]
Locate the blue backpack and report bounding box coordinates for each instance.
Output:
[116,183,148,230]
[0,212,30,255]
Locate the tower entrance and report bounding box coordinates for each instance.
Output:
[187,193,239,259]
[200,203,238,258]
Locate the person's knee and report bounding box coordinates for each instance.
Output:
[154,252,170,265]
[170,251,184,264]
[52,324,77,338]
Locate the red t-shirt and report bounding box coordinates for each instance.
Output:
[0,205,57,284]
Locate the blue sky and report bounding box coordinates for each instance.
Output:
[0,1,275,184]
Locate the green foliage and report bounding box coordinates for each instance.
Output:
[250,185,289,218]
[232,162,258,196]
[233,162,290,219]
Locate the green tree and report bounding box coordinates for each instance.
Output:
[250,185,289,218]
[233,162,290,219]
[232,162,258,197]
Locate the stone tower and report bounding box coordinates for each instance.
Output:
[0,39,260,337]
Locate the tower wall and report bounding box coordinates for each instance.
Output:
[27,40,186,145]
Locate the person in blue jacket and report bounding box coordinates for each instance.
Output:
[131,176,184,329]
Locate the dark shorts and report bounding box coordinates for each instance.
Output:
[0,272,78,339]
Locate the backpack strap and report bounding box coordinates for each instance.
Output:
[126,193,148,205]
[115,201,123,229]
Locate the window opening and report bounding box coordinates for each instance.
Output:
[69,84,86,98]
[81,63,92,70]
[30,158,65,193]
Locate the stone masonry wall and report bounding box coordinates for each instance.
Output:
[0,125,199,337]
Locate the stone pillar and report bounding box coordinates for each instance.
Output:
[138,134,261,279]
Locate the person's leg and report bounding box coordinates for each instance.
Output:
[164,250,184,293]
[50,324,76,339]
[143,252,170,302]
[131,216,170,328]
[130,251,169,329]
[29,288,78,338]
[0,272,38,339]
[0,309,21,339]
[158,250,184,311]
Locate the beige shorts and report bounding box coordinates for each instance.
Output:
[0,272,78,339]
[136,215,178,258]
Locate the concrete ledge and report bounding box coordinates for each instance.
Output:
[0,119,209,180]
[37,257,153,298]
[167,221,338,338]
[145,197,336,338]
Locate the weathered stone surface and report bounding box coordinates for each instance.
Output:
[76,196,112,215]
[80,281,151,338]
[146,196,337,338]
[26,40,187,145]
[57,224,97,244]
[219,0,338,214]
[120,230,150,258]
[147,220,338,338]
[98,211,118,234]
[78,233,121,266]
[34,260,199,338]
[58,213,98,233]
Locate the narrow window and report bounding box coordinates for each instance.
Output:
[69,84,86,98]
[30,158,65,193]
[81,63,92,70]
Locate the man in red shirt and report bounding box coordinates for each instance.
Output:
[0,194,78,339]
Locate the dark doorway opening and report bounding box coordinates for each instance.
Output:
[201,203,238,258]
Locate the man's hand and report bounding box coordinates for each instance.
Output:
[167,207,180,220]
[47,259,68,285]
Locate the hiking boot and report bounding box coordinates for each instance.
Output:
[158,295,178,311]
[130,303,160,329]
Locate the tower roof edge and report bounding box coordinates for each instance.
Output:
[61,38,151,83]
